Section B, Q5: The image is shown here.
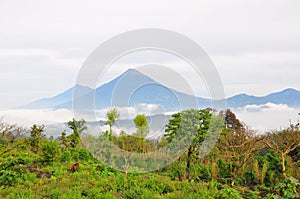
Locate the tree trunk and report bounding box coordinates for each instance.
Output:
[125,169,128,180]
[178,171,183,181]
[231,179,235,187]
[281,153,287,178]
[231,164,241,187]
[109,125,112,141]
[186,146,193,181]
[124,156,129,180]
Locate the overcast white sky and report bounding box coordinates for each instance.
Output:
[1,0,300,109]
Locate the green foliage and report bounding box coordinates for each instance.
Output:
[247,190,261,199]
[78,147,92,161]
[0,110,300,198]
[105,107,120,128]
[0,153,29,186]
[133,114,149,138]
[274,177,299,198]
[105,107,120,140]
[29,124,45,153]
[263,193,279,199]
[133,114,148,127]
[39,140,61,164]
[164,109,212,180]
[257,150,282,186]
[215,187,243,199]
[59,150,71,162]
[67,118,87,148]
[164,109,212,145]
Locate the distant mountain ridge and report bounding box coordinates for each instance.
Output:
[19,69,300,110]
[226,88,300,108]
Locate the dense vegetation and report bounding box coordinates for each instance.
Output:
[0,109,299,198]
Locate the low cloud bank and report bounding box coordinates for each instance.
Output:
[1,102,299,135]
[0,108,74,127]
[234,102,300,133]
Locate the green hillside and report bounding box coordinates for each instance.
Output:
[0,109,299,199]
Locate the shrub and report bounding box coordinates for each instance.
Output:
[247,190,261,199]
[215,187,243,199]
[78,147,92,161]
[0,155,28,186]
[59,151,71,162]
[39,140,61,164]
[274,177,299,198]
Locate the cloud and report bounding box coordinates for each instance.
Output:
[0,103,165,128]
[234,103,300,133]
[0,109,74,127]
[94,104,164,121]
[240,102,294,112]
[1,101,299,137]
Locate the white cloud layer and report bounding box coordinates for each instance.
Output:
[0,109,74,127]
[94,103,163,121]
[234,103,300,133]
[1,102,299,135]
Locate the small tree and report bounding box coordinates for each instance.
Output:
[133,114,149,138]
[67,118,87,148]
[29,124,45,153]
[105,107,120,140]
[262,122,300,178]
[59,130,69,149]
[0,117,25,156]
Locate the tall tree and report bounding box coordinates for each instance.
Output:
[105,107,120,140]
[164,109,212,181]
[217,125,263,186]
[217,110,264,186]
[262,122,300,178]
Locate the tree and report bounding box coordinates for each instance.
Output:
[0,117,25,156]
[105,107,120,140]
[133,114,149,138]
[217,110,263,186]
[67,118,87,148]
[59,130,69,149]
[220,109,243,131]
[164,109,212,181]
[262,122,300,178]
[29,124,45,153]
[217,126,263,186]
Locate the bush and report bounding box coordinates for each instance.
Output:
[39,140,61,164]
[247,190,261,199]
[78,147,92,161]
[274,177,299,198]
[215,187,243,199]
[59,151,71,162]
[0,155,29,186]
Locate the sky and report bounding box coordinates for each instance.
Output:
[0,0,300,131]
[0,0,300,108]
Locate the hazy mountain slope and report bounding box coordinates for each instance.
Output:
[18,69,300,110]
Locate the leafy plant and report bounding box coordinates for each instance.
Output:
[215,187,242,199]
[274,177,299,198]
[0,155,28,186]
[39,140,61,164]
